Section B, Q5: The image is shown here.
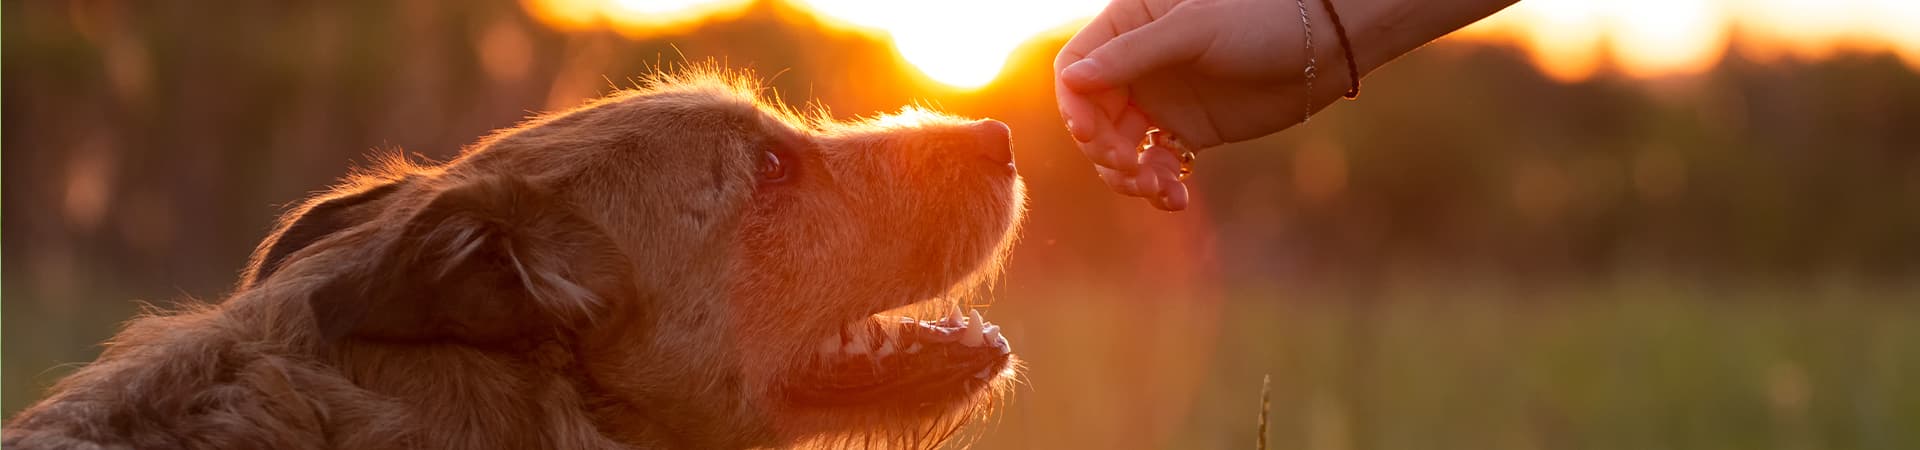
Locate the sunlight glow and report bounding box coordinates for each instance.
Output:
[1607,0,1729,78]
[525,0,1920,87]
[522,0,1101,89]
[797,0,1104,88]
[521,0,755,38]
[1498,0,1606,82]
[1459,0,1920,81]
[606,0,754,35]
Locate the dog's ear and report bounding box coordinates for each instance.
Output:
[308,175,635,344]
[242,178,412,289]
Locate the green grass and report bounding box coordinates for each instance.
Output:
[976,279,1920,450]
[7,278,1916,449]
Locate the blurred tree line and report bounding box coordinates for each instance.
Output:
[1201,44,1920,286]
[7,0,1919,303]
[8,0,1920,308]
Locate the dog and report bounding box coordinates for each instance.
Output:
[4,68,1027,449]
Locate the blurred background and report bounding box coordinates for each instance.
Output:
[6,0,1919,448]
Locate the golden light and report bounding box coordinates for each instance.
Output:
[523,0,1100,89]
[520,0,755,38]
[796,0,1104,88]
[1478,0,1606,82]
[1458,0,1920,81]
[1871,0,1920,64]
[523,0,1920,88]
[1606,0,1728,78]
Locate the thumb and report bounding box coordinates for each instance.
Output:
[1060,11,1208,92]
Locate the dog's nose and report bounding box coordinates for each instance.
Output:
[969,119,1014,166]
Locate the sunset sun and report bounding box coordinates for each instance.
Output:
[796,0,1104,88]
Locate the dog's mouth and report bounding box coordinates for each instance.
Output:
[785,304,1013,408]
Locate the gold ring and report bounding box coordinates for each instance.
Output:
[1142,129,1196,180]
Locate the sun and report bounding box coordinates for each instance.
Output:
[797,0,1104,89]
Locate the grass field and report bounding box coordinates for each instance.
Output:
[974,279,1920,450]
[5,278,1916,449]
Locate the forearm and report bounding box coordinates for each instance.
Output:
[1326,0,1521,75]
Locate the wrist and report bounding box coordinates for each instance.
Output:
[1336,0,1523,75]
[1297,0,1364,102]
[1329,0,1408,76]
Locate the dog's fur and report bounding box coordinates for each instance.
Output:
[4,68,1026,449]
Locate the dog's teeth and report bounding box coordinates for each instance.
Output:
[946,306,963,326]
[961,309,985,346]
[985,324,1012,354]
[906,342,922,353]
[874,322,901,357]
[998,326,1013,355]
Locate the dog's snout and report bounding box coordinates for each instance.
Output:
[968,119,1014,166]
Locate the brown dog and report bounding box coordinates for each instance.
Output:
[3,68,1026,449]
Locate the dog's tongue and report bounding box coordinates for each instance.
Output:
[786,311,1011,407]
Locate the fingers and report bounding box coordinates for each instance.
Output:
[1051,2,1118,73]
[1054,0,1202,210]
[1138,145,1191,211]
[1089,105,1154,171]
[1095,166,1147,196]
[1095,139,1195,212]
[1054,10,1117,147]
[1099,164,1183,211]
[1059,8,1208,93]
[1056,86,1103,143]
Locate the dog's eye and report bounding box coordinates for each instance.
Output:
[759,149,790,182]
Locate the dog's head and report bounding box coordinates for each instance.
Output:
[241,69,1025,448]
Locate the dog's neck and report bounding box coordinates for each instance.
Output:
[324,334,753,449]
[320,335,630,448]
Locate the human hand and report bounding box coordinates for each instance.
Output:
[1056,0,1522,211]
[1056,0,1332,211]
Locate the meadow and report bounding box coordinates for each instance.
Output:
[980,278,1920,449]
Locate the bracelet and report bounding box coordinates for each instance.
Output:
[1319,0,1361,99]
[1295,0,1316,124]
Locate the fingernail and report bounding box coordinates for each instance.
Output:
[1062,59,1103,90]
